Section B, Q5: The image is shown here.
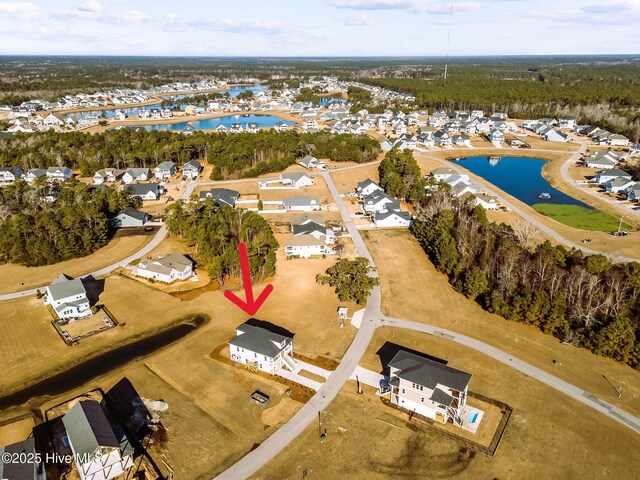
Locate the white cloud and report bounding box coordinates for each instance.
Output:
[328,0,479,14]
[100,10,149,24]
[158,14,290,35]
[78,0,102,13]
[0,2,39,21]
[336,13,376,25]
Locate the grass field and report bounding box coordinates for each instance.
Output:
[362,230,640,416]
[0,234,153,294]
[532,203,628,232]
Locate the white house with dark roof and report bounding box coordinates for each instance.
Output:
[356,178,383,197]
[134,253,193,283]
[291,212,336,244]
[604,177,635,194]
[584,150,622,169]
[199,187,239,207]
[284,235,333,258]
[298,155,325,170]
[594,168,632,185]
[362,191,398,214]
[0,166,23,183]
[93,168,125,185]
[44,273,91,320]
[373,210,413,228]
[229,322,297,374]
[282,195,321,212]
[46,166,73,182]
[125,183,162,201]
[489,129,504,144]
[626,183,640,202]
[429,167,456,182]
[279,171,315,188]
[382,350,471,426]
[154,161,176,180]
[474,194,499,210]
[62,400,134,480]
[182,159,202,179]
[122,168,151,184]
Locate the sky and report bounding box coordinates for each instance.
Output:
[0,0,638,56]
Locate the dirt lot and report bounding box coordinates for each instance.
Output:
[362,229,640,416]
[0,234,153,294]
[254,328,640,480]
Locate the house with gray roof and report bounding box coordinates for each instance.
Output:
[46,166,73,182]
[298,155,325,170]
[594,168,632,185]
[373,210,413,228]
[125,183,161,201]
[0,438,42,479]
[122,168,151,184]
[626,183,640,202]
[356,178,383,197]
[383,349,471,426]
[290,212,336,244]
[604,177,635,194]
[282,195,321,212]
[154,161,176,180]
[229,322,297,374]
[182,159,202,179]
[44,273,91,320]
[199,187,239,207]
[362,191,398,214]
[279,171,314,188]
[93,168,125,185]
[112,207,151,228]
[0,166,23,183]
[62,400,134,480]
[134,253,193,283]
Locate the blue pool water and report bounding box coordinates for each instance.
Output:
[468,411,479,424]
[141,114,295,132]
[451,156,592,209]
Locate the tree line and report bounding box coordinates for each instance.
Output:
[165,201,278,285]
[377,149,640,368]
[0,180,136,266]
[0,129,380,180]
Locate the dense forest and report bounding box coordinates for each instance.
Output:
[366,64,640,141]
[378,149,640,368]
[0,129,380,179]
[0,180,136,266]
[166,201,278,285]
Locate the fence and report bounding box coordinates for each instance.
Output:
[381,391,512,458]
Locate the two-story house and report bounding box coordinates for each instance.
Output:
[44,273,92,320]
[229,322,297,374]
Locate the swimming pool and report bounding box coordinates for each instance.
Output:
[468,410,479,424]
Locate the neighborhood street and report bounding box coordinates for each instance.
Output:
[215,168,640,480]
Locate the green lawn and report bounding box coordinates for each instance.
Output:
[532,203,628,232]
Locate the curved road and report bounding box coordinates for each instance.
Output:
[215,169,640,480]
[559,139,640,221]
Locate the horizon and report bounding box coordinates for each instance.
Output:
[1,0,639,56]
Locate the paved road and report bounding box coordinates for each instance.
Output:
[214,171,382,480]
[559,139,640,221]
[383,316,640,435]
[0,179,199,302]
[414,149,639,263]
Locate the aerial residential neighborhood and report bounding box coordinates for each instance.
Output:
[0,3,639,480]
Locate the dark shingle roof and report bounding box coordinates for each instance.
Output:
[389,350,471,392]
[429,388,454,407]
[229,323,292,358]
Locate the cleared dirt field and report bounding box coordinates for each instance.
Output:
[0,234,153,294]
[362,229,640,416]
[254,328,640,480]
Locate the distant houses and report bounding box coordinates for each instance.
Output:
[229,322,297,374]
[133,253,194,284]
[46,166,73,182]
[44,273,92,320]
[583,150,623,169]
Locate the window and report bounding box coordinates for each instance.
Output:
[421,398,424,402]
[402,388,405,394]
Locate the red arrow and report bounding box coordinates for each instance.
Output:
[224,242,274,315]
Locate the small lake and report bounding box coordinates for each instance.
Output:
[451,156,592,209]
[141,114,295,132]
[65,84,268,120]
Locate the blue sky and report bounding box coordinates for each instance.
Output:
[0,0,638,56]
